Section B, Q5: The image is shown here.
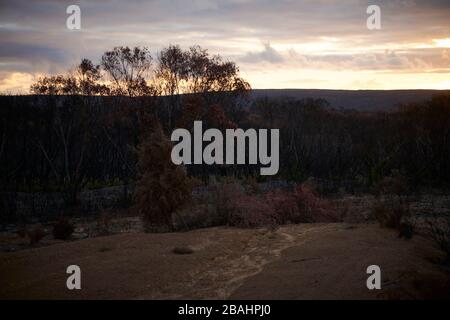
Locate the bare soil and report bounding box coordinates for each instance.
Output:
[0,223,449,299]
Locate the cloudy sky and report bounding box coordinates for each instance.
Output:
[0,0,449,92]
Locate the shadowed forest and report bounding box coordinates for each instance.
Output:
[1,46,450,195]
[1,45,450,299]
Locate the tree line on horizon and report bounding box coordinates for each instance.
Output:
[30,45,250,97]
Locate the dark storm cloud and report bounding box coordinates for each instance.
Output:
[0,40,67,64]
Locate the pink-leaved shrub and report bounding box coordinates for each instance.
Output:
[227,184,340,228]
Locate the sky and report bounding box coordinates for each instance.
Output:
[0,0,449,93]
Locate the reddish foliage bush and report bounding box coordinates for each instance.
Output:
[134,119,191,232]
[264,191,298,223]
[227,184,340,228]
[292,186,340,223]
[228,194,277,228]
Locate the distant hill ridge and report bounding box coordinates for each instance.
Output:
[3,89,448,112]
[251,89,450,111]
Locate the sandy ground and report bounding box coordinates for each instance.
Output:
[0,223,449,299]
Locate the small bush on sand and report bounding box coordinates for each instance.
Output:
[172,246,194,255]
[53,217,74,240]
[372,197,414,238]
[173,182,243,230]
[173,204,210,231]
[212,183,243,223]
[373,201,404,229]
[16,224,27,238]
[398,222,414,239]
[292,185,340,223]
[27,225,46,245]
[97,208,111,236]
[428,216,450,261]
[372,171,414,238]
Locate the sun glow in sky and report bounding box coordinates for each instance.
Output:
[433,38,450,48]
[0,0,449,92]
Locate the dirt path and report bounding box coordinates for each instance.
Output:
[232,224,450,299]
[0,223,449,299]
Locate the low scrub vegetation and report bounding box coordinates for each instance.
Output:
[52,217,75,240]
[372,199,414,239]
[17,225,47,245]
[174,182,341,231]
[428,216,450,262]
[371,171,415,238]
[230,186,340,228]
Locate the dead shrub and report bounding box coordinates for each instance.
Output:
[372,171,415,238]
[97,208,111,235]
[428,215,450,261]
[134,118,191,232]
[243,176,261,194]
[373,202,403,228]
[27,225,46,245]
[53,217,74,240]
[292,185,340,223]
[173,204,213,231]
[173,182,243,231]
[372,196,414,238]
[172,246,194,255]
[375,171,409,196]
[398,222,414,239]
[212,183,243,222]
[16,224,27,238]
